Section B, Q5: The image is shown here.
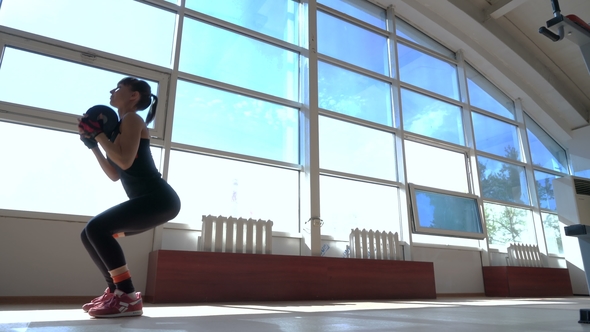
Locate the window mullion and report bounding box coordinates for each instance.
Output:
[300,0,321,256]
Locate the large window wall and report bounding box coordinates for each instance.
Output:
[317,1,400,240]
[0,0,570,258]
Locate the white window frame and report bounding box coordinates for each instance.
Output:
[0,29,170,139]
[409,183,487,240]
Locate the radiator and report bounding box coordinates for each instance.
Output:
[349,228,402,260]
[200,215,273,254]
[507,243,543,267]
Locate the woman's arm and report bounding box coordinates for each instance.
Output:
[78,118,120,181]
[90,146,120,181]
[95,113,144,170]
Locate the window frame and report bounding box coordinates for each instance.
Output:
[476,153,532,208]
[394,17,455,60]
[409,183,486,240]
[471,110,523,162]
[404,139,471,193]
[400,87,466,146]
[0,30,170,139]
[483,200,538,250]
[464,61,515,120]
[171,78,302,164]
[396,40,461,102]
[523,112,569,174]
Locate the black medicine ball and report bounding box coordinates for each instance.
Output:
[85,105,119,139]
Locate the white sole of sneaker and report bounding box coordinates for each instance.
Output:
[90,310,143,318]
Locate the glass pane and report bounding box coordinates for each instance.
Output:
[317,11,389,75]
[484,202,536,249]
[542,213,564,255]
[0,48,157,124]
[320,176,399,239]
[534,171,560,211]
[478,156,530,205]
[0,0,175,67]
[185,0,299,45]
[0,121,138,215]
[173,80,299,164]
[472,112,521,161]
[318,0,386,29]
[320,116,396,180]
[318,61,392,126]
[414,190,483,234]
[180,18,299,101]
[525,114,568,173]
[405,141,469,193]
[573,168,590,179]
[398,43,459,100]
[395,18,455,59]
[466,63,515,119]
[401,88,464,145]
[167,151,299,233]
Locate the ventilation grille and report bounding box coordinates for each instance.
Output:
[574,178,590,196]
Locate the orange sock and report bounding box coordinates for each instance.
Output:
[112,270,131,284]
[109,266,134,294]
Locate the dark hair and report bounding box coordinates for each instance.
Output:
[119,77,158,125]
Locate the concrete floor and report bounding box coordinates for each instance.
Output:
[2,297,590,332]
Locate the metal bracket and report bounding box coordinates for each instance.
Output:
[306,217,323,227]
[80,52,97,63]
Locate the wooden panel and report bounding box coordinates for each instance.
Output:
[144,249,159,303]
[326,258,436,300]
[482,266,572,297]
[148,251,327,303]
[482,267,509,297]
[146,250,436,303]
[507,267,573,297]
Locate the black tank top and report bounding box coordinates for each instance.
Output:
[108,127,162,198]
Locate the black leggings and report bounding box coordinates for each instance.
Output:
[81,181,180,288]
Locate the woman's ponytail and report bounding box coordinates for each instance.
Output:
[146,94,158,125]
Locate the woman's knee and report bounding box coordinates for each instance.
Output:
[84,217,111,240]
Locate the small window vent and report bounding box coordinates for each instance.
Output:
[574,179,590,196]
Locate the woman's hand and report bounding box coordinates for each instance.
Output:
[78,114,104,139]
[78,115,98,149]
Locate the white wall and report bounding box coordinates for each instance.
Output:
[568,126,590,177]
[412,245,485,295]
[0,214,152,296]
[0,211,584,297]
[0,212,304,297]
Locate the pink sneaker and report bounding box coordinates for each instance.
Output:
[82,288,114,312]
[88,289,143,318]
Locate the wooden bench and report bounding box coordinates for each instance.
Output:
[145,250,436,303]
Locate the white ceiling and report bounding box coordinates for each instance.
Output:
[370,0,590,143]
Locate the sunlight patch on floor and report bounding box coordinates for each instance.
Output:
[0,298,585,325]
[0,301,454,324]
[0,309,89,324]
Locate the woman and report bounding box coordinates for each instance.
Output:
[78,77,181,318]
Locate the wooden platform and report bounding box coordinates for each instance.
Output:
[145,250,437,303]
[482,266,573,297]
